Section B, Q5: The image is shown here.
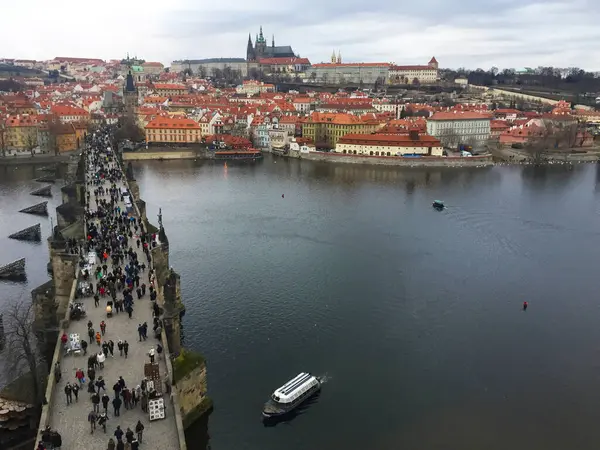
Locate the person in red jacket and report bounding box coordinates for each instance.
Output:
[61,332,68,345]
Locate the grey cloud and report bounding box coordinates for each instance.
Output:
[154,0,600,69]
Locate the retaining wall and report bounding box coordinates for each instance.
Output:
[301,151,493,167]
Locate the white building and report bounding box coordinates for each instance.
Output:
[389,57,439,84]
[426,111,492,147]
[235,80,275,96]
[307,63,390,84]
[293,97,312,114]
[334,132,443,156]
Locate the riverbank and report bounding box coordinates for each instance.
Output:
[492,146,600,163]
[298,151,494,167]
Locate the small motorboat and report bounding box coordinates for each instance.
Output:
[432,200,445,210]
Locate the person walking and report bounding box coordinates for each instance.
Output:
[81,339,88,355]
[108,340,115,357]
[123,340,129,358]
[88,410,97,434]
[96,331,102,346]
[87,366,96,384]
[64,383,72,405]
[117,339,124,356]
[100,320,107,336]
[112,395,122,417]
[134,420,144,443]
[92,392,100,413]
[54,362,61,383]
[95,376,106,393]
[148,347,155,364]
[137,324,143,342]
[125,427,134,443]
[88,327,95,345]
[114,425,124,442]
[98,351,106,369]
[102,393,110,414]
[98,412,108,433]
[76,368,85,384]
[107,438,116,450]
[72,383,80,402]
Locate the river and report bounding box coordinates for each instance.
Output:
[4,157,600,449]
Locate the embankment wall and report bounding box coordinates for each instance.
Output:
[300,151,493,167]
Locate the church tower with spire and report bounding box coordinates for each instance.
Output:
[123,70,138,117]
[246,34,255,61]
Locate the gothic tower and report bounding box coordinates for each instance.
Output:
[246,34,255,61]
[255,26,267,59]
[331,50,336,63]
[123,70,138,116]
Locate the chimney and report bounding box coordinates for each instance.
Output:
[409,129,419,141]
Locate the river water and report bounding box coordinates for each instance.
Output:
[4,157,600,449]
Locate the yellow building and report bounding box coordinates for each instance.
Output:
[152,83,187,97]
[5,115,38,150]
[145,117,201,144]
[301,112,382,149]
[53,123,78,153]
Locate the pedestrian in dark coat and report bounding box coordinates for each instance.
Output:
[135,420,144,442]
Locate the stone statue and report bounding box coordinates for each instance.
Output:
[158,208,163,229]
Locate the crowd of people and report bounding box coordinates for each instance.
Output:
[38,131,167,450]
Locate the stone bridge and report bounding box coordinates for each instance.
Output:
[33,138,210,450]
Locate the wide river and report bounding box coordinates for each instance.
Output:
[4,156,600,449]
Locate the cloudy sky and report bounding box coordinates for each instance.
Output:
[2,0,600,70]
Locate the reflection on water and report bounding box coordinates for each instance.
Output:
[95,158,600,450]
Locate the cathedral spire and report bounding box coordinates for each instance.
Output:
[259,26,264,40]
[337,51,342,64]
[331,50,336,63]
[272,34,275,48]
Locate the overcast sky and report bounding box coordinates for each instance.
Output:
[2,0,600,70]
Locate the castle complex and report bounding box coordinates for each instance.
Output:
[246,26,296,62]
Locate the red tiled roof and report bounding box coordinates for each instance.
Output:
[339,133,441,148]
[391,65,435,71]
[429,111,492,121]
[145,117,200,129]
[153,83,187,90]
[312,63,391,68]
[258,57,311,65]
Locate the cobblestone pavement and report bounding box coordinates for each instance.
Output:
[48,150,180,449]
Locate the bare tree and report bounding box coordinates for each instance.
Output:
[47,121,61,155]
[524,128,554,164]
[2,297,46,407]
[25,132,37,156]
[0,123,6,157]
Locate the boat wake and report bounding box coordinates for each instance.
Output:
[318,373,332,384]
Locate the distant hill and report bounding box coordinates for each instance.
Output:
[0,64,45,78]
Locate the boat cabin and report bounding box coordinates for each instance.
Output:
[271,373,319,404]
